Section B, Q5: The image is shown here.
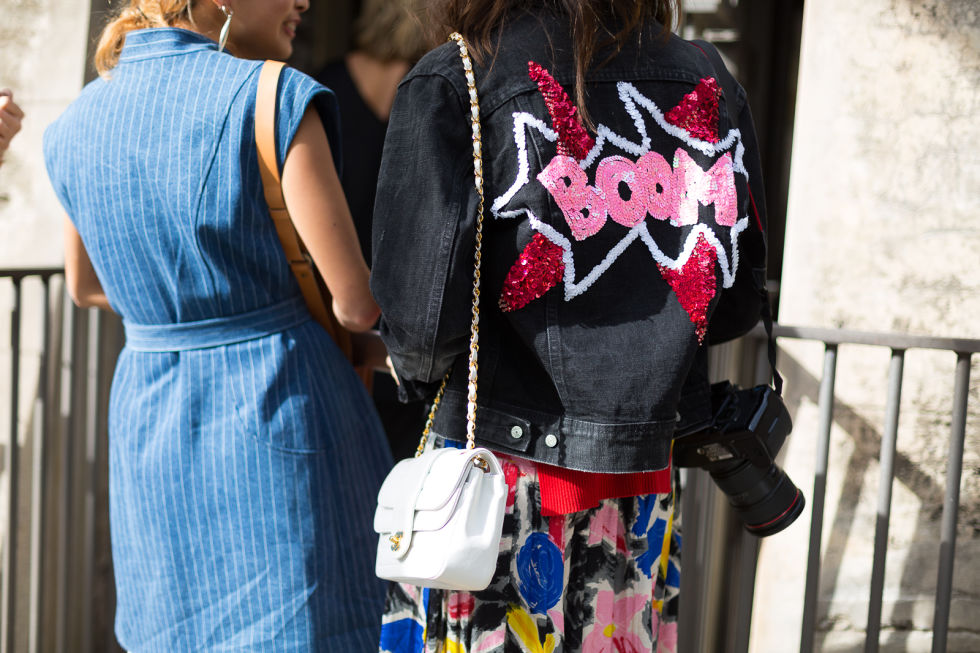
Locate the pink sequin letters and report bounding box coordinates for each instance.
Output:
[537,155,609,241]
[537,148,737,240]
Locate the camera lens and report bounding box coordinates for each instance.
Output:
[708,458,806,537]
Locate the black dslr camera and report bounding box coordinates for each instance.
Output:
[673,382,805,536]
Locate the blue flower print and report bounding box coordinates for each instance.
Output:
[636,516,668,578]
[516,532,564,614]
[632,494,658,536]
[379,617,424,653]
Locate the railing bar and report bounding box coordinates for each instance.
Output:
[764,324,980,355]
[54,298,77,653]
[27,280,51,653]
[0,268,63,281]
[800,343,837,653]
[931,352,971,653]
[80,309,100,653]
[68,303,90,650]
[2,278,22,653]
[731,533,761,653]
[864,349,905,653]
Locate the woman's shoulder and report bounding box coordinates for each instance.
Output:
[405,41,466,86]
[276,62,333,101]
[43,76,108,154]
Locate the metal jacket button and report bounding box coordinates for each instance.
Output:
[544,433,559,448]
[510,425,524,439]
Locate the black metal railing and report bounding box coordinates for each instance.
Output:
[769,326,977,653]
[680,326,977,653]
[1,268,122,653]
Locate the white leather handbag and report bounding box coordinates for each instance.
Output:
[375,447,507,590]
[373,33,507,592]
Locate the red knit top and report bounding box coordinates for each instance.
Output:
[536,461,672,517]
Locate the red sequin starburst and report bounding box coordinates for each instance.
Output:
[657,233,718,343]
[528,61,595,161]
[665,77,722,143]
[499,233,565,312]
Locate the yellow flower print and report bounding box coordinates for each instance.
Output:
[507,605,556,653]
[438,638,466,653]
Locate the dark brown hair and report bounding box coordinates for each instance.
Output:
[427,0,676,126]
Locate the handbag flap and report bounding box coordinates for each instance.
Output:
[414,449,481,512]
[374,449,504,544]
[374,450,444,533]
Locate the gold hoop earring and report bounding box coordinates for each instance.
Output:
[218,6,234,53]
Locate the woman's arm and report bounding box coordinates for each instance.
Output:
[63,216,112,311]
[370,72,475,400]
[281,106,380,332]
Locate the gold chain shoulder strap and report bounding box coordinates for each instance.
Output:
[415,32,486,455]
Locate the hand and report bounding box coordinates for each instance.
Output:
[0,89,25,165]
[385,356,400,385]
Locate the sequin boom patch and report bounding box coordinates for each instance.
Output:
[494,63,750,344]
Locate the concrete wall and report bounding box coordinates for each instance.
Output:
[751,1,980,651]
[0,0,92,267]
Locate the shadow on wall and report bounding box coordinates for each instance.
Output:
[776,345,978,639]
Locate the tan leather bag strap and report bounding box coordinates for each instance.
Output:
[255,60,353,359]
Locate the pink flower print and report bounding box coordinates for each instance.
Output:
[657,620,678,653]
[548,515,566,556]
[587,504,628,554]
[502,461,522,510]
[475,631,507,652]
[582,591,648,653]
[547,607,566,638]
[448,592,475,621]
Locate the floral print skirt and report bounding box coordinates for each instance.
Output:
[379,453,681,653]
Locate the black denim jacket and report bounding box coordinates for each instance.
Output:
[371,10,768,473]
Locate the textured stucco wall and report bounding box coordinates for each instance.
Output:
[752,1,979,651]
[0,0,91,267]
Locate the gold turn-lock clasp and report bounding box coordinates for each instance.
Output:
[472,456,490,473]
[389,531,403,551]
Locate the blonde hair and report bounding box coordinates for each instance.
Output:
[95,1,195,76]
[354,0,429,63]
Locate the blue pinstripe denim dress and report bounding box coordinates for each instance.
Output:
[43,28,392,652]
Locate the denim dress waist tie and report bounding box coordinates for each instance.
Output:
[122,295,311,352]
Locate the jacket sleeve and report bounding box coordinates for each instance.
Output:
[707,78,770,344]
[371,71,479,402]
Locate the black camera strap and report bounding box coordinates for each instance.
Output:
[694,40,783,395]
[760,277,783,394]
